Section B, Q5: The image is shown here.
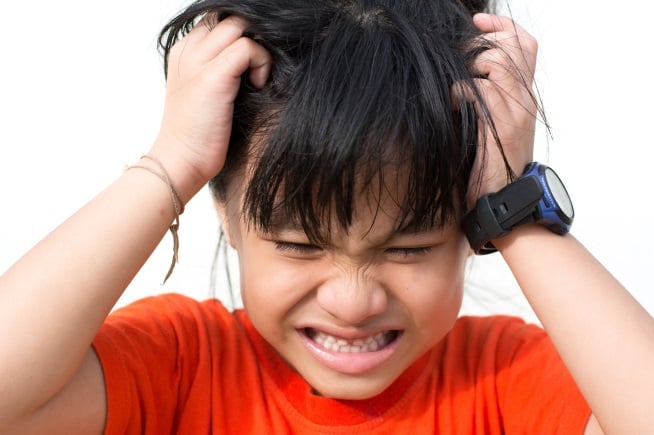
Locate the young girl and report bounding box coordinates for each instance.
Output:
[1,1,652,434]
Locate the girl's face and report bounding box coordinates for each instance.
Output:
[221,168,469,400]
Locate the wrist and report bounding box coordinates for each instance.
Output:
[490,223,550,252]
[145,141,210,206]
[463,162,574,254]
[125,154,189,284]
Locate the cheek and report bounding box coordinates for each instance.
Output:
[393,240,467,330]
[237,241,322,331]
[404,266,464,318]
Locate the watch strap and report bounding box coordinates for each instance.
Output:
[463,175,544,254]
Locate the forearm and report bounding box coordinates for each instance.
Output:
[0,164,191,423]
[495,225,654,435]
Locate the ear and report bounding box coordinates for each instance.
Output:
[213,197,236,249]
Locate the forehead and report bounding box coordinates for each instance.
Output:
[261,167,449,240]
[225,126,466,245]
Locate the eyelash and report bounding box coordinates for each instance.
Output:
[273,241,321,254]
[386,246,433,257]
[273,242,432,257]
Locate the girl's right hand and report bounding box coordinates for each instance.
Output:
[149,16,272,203]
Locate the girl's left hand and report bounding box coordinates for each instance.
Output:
[464,13,539,207]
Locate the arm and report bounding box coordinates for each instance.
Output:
[0,16,271,433]
[469,13,654,435]
[0,166,186,434]
[495,226,654,435]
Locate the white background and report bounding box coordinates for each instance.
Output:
[0,1,652,322]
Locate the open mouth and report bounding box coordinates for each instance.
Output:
[304,328,401,353]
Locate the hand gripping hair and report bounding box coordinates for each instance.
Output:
[159,0,528,244]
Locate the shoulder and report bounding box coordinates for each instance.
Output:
[94,293,243,366]
[103,293,235,333]
[93,295,257,434]
[435,316,591,432]
[108,292,230,319]
[434,315,555,390]
[437,316,590,433]
[444,315,546,357]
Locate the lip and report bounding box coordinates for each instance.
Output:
[297,327,403,375]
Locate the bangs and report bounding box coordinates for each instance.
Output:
[243,3,480,243]
[161,0,494,244]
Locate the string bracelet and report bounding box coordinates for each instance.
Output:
[126,155,184,284]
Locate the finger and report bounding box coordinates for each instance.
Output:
[475,39,537,79]
[451,77,523,113]
[167,20,211,64]
[196,15,251,64]
[472,15,538,79]
[473,49,535,90]
[168,15,250,67]
[208,36,272,89]
[474,77,533,124]
[248,46,273,88]
[450,80,477,109]
[473,13,516,34]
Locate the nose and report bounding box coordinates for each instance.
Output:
[316,268,388,325]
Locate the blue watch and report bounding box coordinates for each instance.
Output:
[462,162,574,254]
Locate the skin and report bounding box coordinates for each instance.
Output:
[0,11,651,435]
[220,170,469,400]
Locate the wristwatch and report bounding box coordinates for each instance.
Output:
[462,162,574,254]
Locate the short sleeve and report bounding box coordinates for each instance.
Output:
[91,294,226,435]
[492,318,592,434]
[440,316,592,434]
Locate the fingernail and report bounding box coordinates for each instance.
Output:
[473,13,490,23]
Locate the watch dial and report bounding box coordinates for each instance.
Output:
[545,168,574,218]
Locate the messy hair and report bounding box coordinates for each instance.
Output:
[160,0,519,244]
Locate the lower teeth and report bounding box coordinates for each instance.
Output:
[310,330,396,353]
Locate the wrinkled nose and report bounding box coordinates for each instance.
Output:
[316,270,388,325]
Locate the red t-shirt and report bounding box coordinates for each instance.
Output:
[92,294,591,434]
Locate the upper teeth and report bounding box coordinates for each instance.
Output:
[311,330,392,353]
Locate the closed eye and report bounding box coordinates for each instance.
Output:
[273,241,322,254]
[386,246,433,257]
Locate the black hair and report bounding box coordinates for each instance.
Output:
[159,0,523,244]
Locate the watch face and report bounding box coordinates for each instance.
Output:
[545,168,574,219]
